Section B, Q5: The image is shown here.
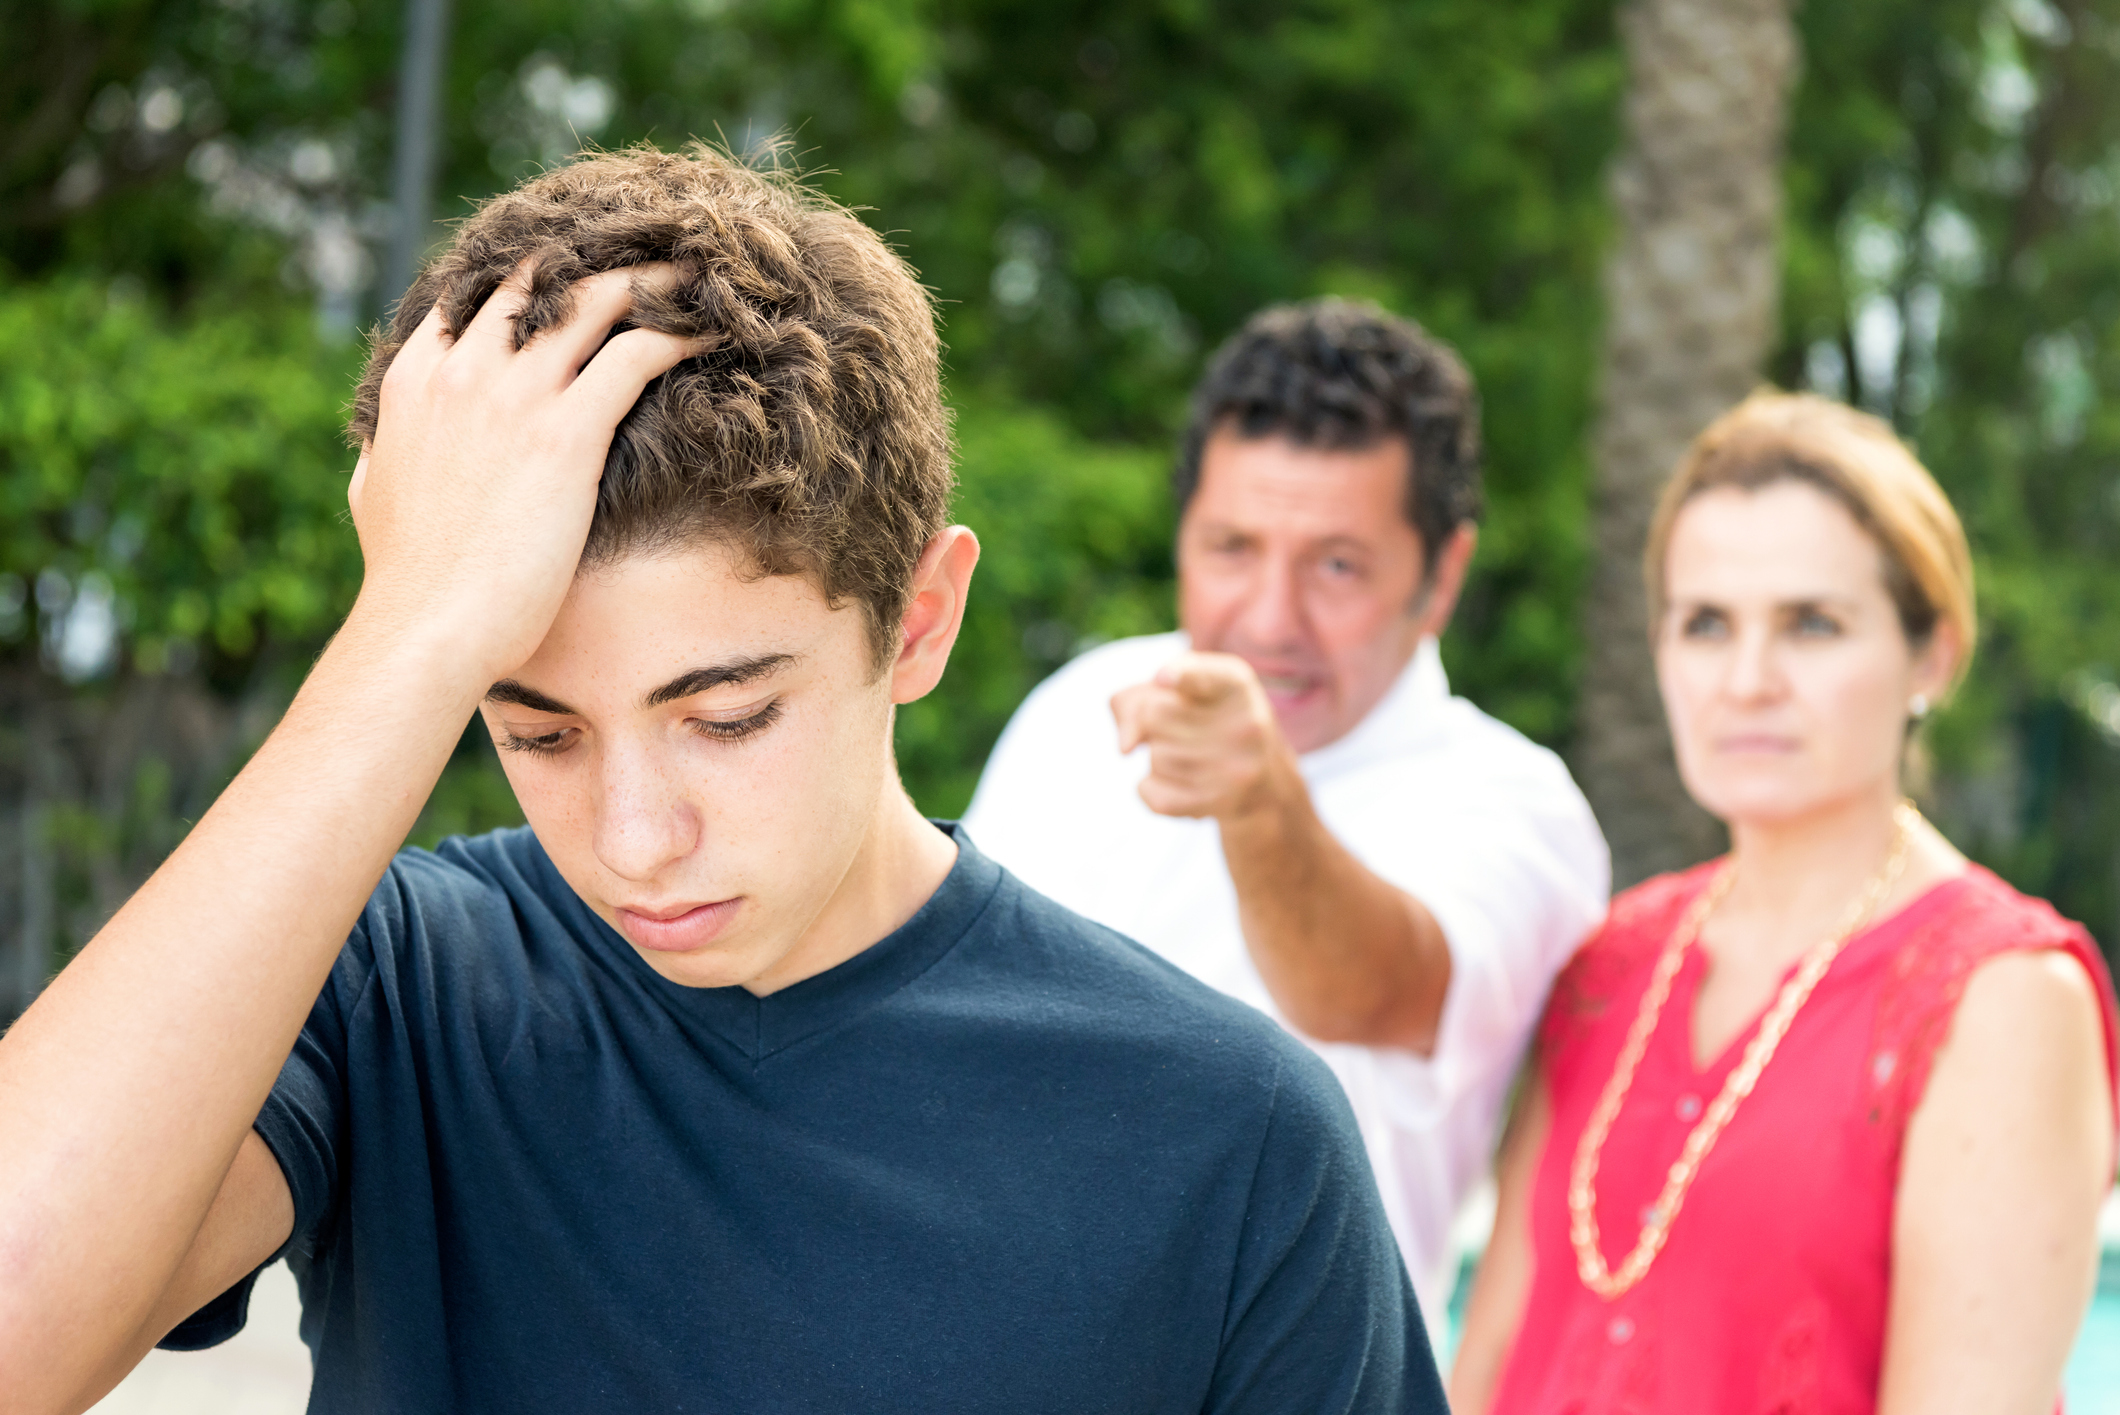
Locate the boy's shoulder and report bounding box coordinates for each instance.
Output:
[342,826,588,986]
[363,826,562,929]
[954,857,1356,1122]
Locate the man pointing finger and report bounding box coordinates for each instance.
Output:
[1112,653,1279,817]
[1113,646,1461,1056]
[967,299,1610,1333]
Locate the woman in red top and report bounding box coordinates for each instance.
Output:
[1451,391,2119,1415]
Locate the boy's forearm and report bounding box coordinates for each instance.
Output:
[0,259,693,1408]
[0,604,485,1402]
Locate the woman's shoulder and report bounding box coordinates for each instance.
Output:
[1608,863,1725,934]
[1930,863,2098,947]
[1879,865,2105,1010]
[1569,862,1721,977]
[1539,862,1723,1056]
[1870,864,2118,1132]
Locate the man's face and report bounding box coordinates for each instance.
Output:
[478,543,899,993]
[1178,427,1461,754]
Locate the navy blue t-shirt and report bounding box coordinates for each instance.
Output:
[170,824,1441,1413]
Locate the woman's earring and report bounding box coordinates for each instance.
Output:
[1908,693,1931,721]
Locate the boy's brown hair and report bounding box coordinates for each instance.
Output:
[348,143,955,669]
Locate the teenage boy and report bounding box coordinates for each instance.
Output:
[967,300,1611,1331]
[0,150,1442,1414]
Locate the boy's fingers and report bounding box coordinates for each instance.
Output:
[564,327,702,427]
[528,264,686,384]
[453,257,542,365]
[378,301,451,398]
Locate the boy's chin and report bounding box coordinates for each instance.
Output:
[628,938,773,992]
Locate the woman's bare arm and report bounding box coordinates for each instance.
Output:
[1879,950,2114,1415]
[1448,1071,1551,1415]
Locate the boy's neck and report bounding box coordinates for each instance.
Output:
[743,783,959,997]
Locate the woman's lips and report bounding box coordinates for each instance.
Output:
[1714,733,1801,754]
[615,898,743,954]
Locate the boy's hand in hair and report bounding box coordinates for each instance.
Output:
[347,259,697,685]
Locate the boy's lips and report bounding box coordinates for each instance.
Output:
[615,897,743,953]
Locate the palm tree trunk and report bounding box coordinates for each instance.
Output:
[1576,0,1801,887]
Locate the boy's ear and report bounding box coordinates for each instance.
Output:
[348,442,373,518]
[890,527,980,705]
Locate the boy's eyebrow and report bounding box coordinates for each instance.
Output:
[484,654,797,717]
[485,680,580,715]
[644,653,798,707]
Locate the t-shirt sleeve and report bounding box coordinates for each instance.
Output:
[154,921,375,1350]
[1207,1050,1449,1415]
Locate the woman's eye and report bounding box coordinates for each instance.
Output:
[1793,608,1842,637]
[1680,608,1728,639]
[689,700,783,744]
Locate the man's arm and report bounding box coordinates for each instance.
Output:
[0,263,695,1414]
[1113,653,1451,1053]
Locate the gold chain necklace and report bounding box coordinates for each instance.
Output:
[1567,803,1919,1300]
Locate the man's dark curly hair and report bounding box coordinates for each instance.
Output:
[1174,299,1481,568]
[348,143,954,671]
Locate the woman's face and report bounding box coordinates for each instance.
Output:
[1655,480,1959,829]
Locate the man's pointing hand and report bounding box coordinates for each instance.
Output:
[1110,651,1302,821]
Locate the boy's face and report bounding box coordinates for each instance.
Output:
[477,542,905,993]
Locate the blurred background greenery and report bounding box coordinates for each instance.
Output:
[2,0,2117,1015]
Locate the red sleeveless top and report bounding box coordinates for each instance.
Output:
[1491,864,2119,1415]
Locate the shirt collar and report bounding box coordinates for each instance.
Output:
[1297,636,1451,776]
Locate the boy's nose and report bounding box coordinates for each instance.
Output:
[591,748,701,884]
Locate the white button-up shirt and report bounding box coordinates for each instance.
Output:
[965,631,1609,1324]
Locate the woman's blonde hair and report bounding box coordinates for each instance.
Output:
[1644,390,1977,690]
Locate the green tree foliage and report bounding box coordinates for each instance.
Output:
[902,398,1175,811]
[0,0,1621,857]
[1777,0,2120,946]
[3,0,2117,966]
[0,278,361,667]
